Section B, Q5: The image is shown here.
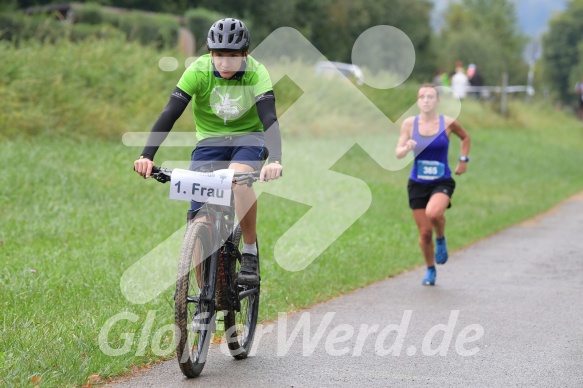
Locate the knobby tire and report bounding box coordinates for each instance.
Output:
[175,222,214,378]
[223,224,260,359]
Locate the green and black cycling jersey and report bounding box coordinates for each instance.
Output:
[141,54,282,163]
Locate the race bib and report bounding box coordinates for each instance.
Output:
[169,168,234,206]
[416,160,445,181]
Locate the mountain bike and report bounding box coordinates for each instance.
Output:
[151,166,261,378]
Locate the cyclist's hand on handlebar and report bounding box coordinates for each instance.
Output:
[134,157,155,179]
[260,162,282,182]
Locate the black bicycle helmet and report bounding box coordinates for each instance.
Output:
[207,18,250,52]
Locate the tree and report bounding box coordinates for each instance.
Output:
[541,0,583,104]
[296,0,434,81]
[435,0,528,85]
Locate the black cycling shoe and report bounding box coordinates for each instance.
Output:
[238,253,260,285]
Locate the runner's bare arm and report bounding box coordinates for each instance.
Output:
[395,117,416,159]
[448,119,471,175]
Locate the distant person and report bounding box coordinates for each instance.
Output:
[433,71,443,86]
[440,71,451,87]
[451,66,470,100]
[574,77,583,119]
[468,64,485,99]
[395,83,471,286]
[466,63,475,80]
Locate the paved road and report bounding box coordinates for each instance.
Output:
[110,193,583,387]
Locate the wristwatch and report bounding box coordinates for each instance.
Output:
[459,156,470,162]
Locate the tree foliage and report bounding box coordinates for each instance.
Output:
[541,0,583,104]
[8,0,535,87]
[9,0,435,81]
[435,0,528,85]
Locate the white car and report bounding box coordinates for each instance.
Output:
[315,61,365,86]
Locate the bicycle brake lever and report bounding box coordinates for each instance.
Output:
[151,168,171,183]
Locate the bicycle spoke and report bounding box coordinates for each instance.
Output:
[175,223,214,377]
[223,224,260,359]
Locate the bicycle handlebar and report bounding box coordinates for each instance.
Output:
[151,166,261,186]
[150,166,172,183]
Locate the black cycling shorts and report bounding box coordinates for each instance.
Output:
[407,178,456,209]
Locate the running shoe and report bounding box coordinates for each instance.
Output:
[422,266,436,286]
[435,236,448,265]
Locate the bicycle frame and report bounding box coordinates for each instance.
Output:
[189,203,233,310]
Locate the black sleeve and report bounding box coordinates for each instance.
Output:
[256,91,282,163]
[140,87,191,160]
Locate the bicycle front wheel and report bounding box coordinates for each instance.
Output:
[175,222,214,378]
[224,224,260,359]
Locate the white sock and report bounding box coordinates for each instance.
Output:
[242,242,257,255]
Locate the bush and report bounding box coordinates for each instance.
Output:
[0,12,25,41]
[0,12,62,44]
[1,5,181,50]
[184,8,226,53]
[102,10,179,49]
[73,2,104,25]
[0,11,129,46]
[68,23,125,43]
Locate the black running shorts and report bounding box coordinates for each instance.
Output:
[407,178,456,209]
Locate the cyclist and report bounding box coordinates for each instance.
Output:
[134,18,283,285]
[395,83,470,286]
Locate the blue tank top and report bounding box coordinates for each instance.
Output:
[409,115,451,183]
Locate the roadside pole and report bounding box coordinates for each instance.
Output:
[501,72,509,115]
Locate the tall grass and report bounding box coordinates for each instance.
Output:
[2,39,583,386]
[0,38,193,139]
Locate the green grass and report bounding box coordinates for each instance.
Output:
[3,38,583,386]
[0,38,194,140]
[3,108,583,386]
